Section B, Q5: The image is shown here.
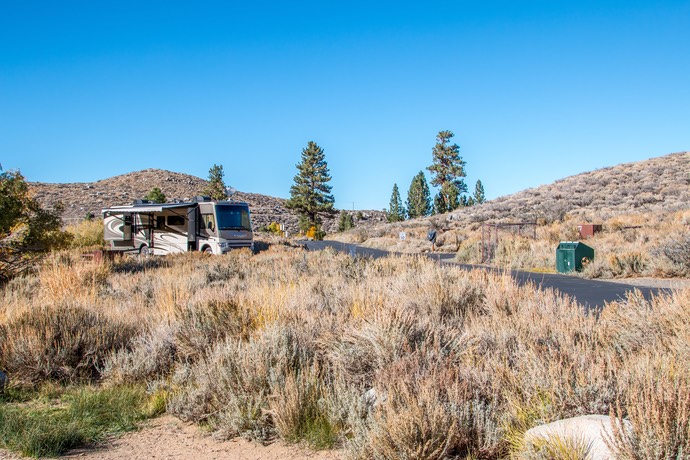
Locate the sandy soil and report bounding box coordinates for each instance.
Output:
[0,416,342,460]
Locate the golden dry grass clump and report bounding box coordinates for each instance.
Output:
[1,244,688,458]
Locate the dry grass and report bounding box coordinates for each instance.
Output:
[1,243,688,458]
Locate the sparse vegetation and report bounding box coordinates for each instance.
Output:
[0,384,162,457]
[65,218,106,248]
[1,244,687,458]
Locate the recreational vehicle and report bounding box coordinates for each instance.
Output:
[102,197,253,255]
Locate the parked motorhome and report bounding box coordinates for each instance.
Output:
[102,197,253,255]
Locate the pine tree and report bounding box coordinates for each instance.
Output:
[285,141,336,234]
[474,179,486,204]
[204,164,228,200]
[387,183,406,222]
[337,210,354,232]
[433,192,446,215]
[427,130,467,213]
[145,187,166,203]
[406,171,432,219]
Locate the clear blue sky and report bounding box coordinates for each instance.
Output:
[2,1,688,210]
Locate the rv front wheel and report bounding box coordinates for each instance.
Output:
[140,245,151,257]
[203,246,213,255]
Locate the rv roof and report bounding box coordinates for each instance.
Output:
[102,202,193,214]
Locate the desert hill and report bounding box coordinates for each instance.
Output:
[448,151,689,224]
[29,169,385,234]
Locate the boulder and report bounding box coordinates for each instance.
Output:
[524,414,630,460]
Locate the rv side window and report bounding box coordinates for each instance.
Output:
[201,214,215,232]
[156,216,165,229]
[167,216,185,226]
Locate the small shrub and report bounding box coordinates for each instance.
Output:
[347,368,498,460]
[65,219,105,248]
[270,364,340,449]
[174,298,254,362]
[260,222,283,235]
[103,323,177,385]
[655,233,690,274]
[0,306,138,385]
[609,359,690,460]
[169,326,312,442]
[519,433,592,460]
[607,252,646,277]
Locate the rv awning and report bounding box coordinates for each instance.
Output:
[102,203,194,214]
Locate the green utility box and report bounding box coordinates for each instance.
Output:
[556,242,594,273]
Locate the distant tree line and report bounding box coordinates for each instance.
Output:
[386,130,486,222]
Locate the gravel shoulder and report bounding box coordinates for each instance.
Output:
[595,277,690,290]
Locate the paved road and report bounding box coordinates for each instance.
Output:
[302,240,669,309]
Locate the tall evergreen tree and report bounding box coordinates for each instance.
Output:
[427,130,467,213]
[406,171,432,219]
[204,164,228,200]
[386,183,406,222]
[285,141,336,233]
[474,179,486,204]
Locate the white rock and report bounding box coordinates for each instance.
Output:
[524,414,630,460]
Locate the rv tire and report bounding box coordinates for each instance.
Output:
[139,245,151,257]
[203,246,213,254]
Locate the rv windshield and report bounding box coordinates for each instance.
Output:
[216,205,252,231]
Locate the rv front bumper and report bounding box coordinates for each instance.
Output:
[218,241,253,253]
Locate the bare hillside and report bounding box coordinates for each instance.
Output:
[449,151,689,224]
[29,169,385,234]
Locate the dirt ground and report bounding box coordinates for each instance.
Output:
[0,415,342,460]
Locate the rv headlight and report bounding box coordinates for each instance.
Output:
[219,242,228,249]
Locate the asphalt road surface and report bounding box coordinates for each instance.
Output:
[302,240,669,309]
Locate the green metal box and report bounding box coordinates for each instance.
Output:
[556,242,594,273]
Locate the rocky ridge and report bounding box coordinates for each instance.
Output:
[29,169,386,235]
